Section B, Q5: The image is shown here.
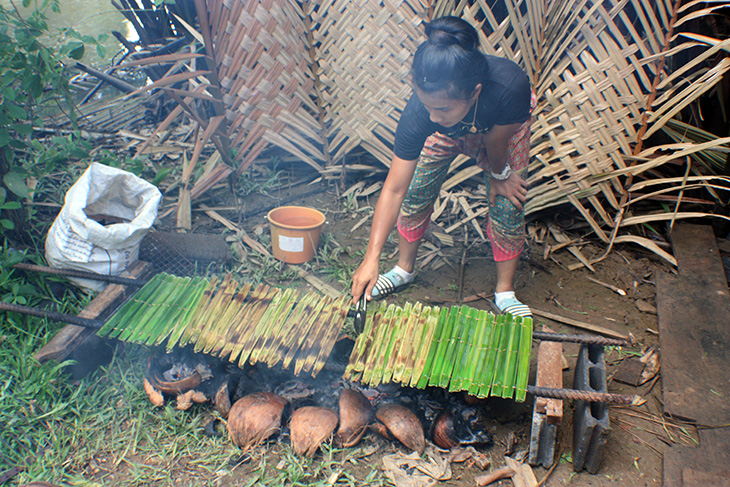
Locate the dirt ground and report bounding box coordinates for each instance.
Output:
[210,175,677,487]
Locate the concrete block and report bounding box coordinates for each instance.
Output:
[572,344,610,474]
[528,405,559,467]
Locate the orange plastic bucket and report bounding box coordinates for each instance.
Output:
[267,206,326,264]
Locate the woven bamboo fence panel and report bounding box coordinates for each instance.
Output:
[101,1,728,262]
[306,0,429,167]
[206,0,325,172]
[433,0,730,264]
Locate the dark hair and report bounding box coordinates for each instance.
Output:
[412,16,489,99]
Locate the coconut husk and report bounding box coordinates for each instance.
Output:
[290,406,339,457]
[336,389,372,447]
[375,403,425,454]
[227,392,288,450]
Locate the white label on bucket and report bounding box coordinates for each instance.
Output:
[279,235,304,252]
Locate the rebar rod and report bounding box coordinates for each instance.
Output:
[0,302,106,329]
[532,331,628,347]
[527,385,642,405]
[12,263,146,287]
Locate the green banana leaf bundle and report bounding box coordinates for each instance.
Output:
[344,302,533,402]
[96,273,350,377]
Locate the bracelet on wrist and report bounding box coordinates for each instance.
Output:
[491,164,512,181]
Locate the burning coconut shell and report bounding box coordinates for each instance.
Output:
[375,403,425,454]
[227,392,289,450]
[290,406,339,457]
[431,409,492,450]
[336,389,372,447]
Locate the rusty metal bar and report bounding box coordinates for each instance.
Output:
[527,385,642,405]
[0,302,105,329]
[532,331,628,347]
[12,263,146,287]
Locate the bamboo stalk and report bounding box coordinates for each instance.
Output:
[451,307,482,392]
[370,305,404,387]
[499,315,521,400]
[136,275,194,345]
[97,273,166,338]
[117,274,179,342]
[477,314,504,398]
[311,296,350,376]
[362,305,395,385]
[468,312,495,396]
[238,288,292,367]
[400,304,430,386]
[224,285,276,362]
[435,306,467,388]
[426,306,458,388]
[228,286,283,364]
[178,276,220,347]
[282,295,330,370]
[382,302,412,384]
[248,288,300,364]
[489,314,513,397]
[414,306,449,389]
[515,317,534,402]
[345,301,386,380]
[261,292,317,366]
[294,295,342,375]
[160,276,209,348]
[193,276,238,353]
[392,302,422,384]
[202,282,252,354]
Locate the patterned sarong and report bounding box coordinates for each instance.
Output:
[397,93,536,262]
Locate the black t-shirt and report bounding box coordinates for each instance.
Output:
[393,55,531,161]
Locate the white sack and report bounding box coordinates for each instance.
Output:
[45,163,162,292]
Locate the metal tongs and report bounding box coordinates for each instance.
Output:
[352,294,367,335]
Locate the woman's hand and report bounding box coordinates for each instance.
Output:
[351,257,379,305]
[490,171,528,210]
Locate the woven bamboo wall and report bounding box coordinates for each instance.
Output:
[196,0,727,264]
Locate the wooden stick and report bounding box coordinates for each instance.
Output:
[531,308,629,340]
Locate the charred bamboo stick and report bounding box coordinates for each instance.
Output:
[12,263,146,287]
[225,286,277,363]
[401,305,431,385]
[202,282,252,354]
[282,295,329,370]
[381,303,410,384]
[527,386,643,405]
[311,297,350,376]
[392,302,421,383]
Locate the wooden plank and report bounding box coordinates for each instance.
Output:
[534,326,563,424]
[656,223,730,424]
[663,428,730,487]
[33,261,152,374]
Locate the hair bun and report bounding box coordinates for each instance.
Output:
[424,19,478,50]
